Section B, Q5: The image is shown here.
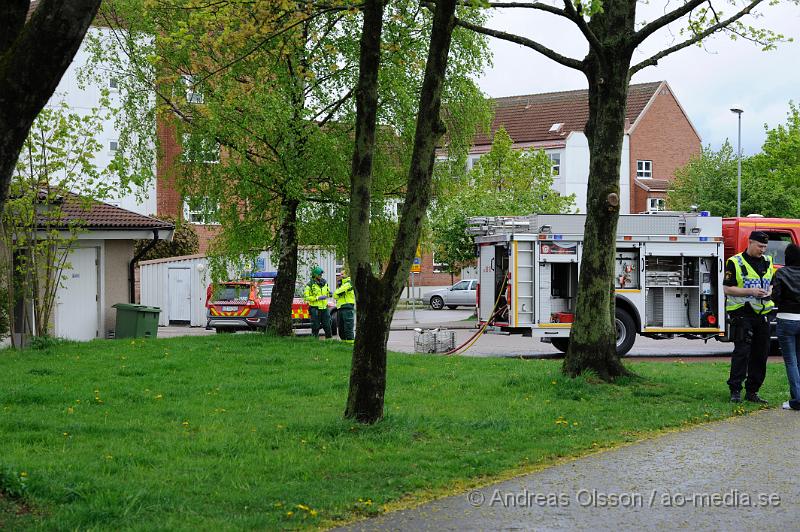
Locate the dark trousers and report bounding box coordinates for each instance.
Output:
[309,306,331,338]
[727,313,771,394]
[337,304,355,340]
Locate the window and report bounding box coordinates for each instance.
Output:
[109,78,119,90]
[183,75,204,104]
[637,160,653,179]
[451,280,470,291]
[385,199,404,221]
[548,152,561,177]
[181,133,219,163]
[183,196,220,225]
[432,252,449,273]
[766,232,794,265]
[466,154,482,171]
[109,140,119,153]
[648,197,666,211]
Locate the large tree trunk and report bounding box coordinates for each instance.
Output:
[563,10,636,380]
[345,0,458,423]
[0,0,102,212]
[267,197,299,336]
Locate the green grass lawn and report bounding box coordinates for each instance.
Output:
[0,335,788,530]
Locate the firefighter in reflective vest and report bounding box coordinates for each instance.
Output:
[723,230,775,404]
[334,270,356,343]
[304,266,332,339]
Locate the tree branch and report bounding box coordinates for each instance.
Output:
[0,0,28,55]
[454,17,585,71]
[457,0,572,18]
[632,0,707,48]
[313,87,354,126]
[630,0,768,74]
[561,0,602,53]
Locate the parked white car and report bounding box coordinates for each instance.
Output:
[423,279,477,310]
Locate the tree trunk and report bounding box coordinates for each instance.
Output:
[0,0,102,212]
[267,197,299,336]
[345,0,458,423]
[563,44,635,380]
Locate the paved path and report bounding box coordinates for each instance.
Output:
[338,409,800,531]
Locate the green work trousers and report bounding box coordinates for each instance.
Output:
[337,304,355,341]
[309,306,332,339]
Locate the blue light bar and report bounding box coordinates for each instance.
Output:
[699,211,710,217]
[700,237,709,241]
[249,271,278,279]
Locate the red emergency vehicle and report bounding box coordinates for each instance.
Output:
[722,215,800,265]
[205,272,336,334]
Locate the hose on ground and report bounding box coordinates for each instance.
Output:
[444,275,508,356]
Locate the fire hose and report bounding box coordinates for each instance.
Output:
[444,275,509,356]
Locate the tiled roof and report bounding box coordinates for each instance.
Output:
[635,178,671,192]
[39,193,174,231]
[473,81,663,146]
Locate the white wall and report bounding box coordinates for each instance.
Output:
[563,132,631,214]
[49,27,157,216]
[140,256,209,327]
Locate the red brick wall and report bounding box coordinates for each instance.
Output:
[156,119,220,252]
[629,84,701,212]
[413,252,464,286]
[194,224,221,254]
[156,119,183,217]
[633,185,668,214]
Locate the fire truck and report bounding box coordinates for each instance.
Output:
[468,212,727,356]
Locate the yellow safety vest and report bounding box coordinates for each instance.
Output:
[304,280,331,309]
[334,277,356,308]
[725,253,775,314]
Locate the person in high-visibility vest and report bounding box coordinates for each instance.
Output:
[303,266,332,339]
[723,230,775,403]
[334,270,356,343]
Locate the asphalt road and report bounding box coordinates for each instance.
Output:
[158,308,739,359]
[388,309,736,359]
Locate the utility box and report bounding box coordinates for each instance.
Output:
[112,303,161,339]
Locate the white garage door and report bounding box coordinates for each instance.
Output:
[55,247,100,340]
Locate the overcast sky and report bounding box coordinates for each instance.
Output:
[474,2,800,155]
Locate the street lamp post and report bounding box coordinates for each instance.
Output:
[730,107,743,217]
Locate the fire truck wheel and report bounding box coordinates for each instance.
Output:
[430,296,445,310]
[550,338,570,354]
[615,308,636,357]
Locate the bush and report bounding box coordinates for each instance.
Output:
[134,216,199,262]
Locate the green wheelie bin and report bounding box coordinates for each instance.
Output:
[112,303,161,339]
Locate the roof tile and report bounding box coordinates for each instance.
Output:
[474,81,663,146]
[40,193,174,230]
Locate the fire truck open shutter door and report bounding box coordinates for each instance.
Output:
[478,243,497,322]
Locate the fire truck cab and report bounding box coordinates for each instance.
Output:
[469,212,726,356]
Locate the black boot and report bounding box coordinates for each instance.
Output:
[745,392,768,404]
[730,390,742,403]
